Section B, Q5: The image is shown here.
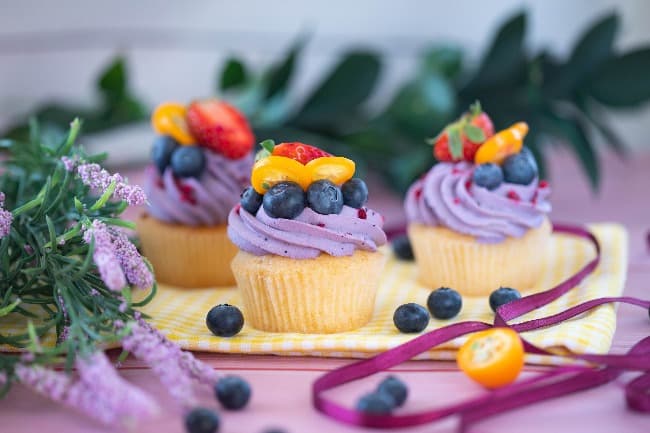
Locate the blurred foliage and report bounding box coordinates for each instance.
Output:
[4,11,650,193]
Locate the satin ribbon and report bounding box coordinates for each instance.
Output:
[312,223,650,431]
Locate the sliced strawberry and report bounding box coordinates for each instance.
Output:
[186,99,255,159]
[272,142,332,165]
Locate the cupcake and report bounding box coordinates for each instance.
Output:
[404,104,551,297]
[137,99,254,288]
[227,140,388,333]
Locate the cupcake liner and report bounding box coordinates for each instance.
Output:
[136,213,237,288]
[231,250,386,333]
[408,219,551,297]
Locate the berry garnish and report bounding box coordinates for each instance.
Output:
[184,407,220,433]
[215,375,252,410]
[251,156,311,194]
[429,102,494,162]
[474,122,528,165]
[186,99,254,158]
[489,287,522,312]
[306,180,344,215]
[341,178,369,208]
[520,146,538,172]
[376,376,408,407]
[392,235,414,261]
[151,102,195,145]
[206,304,244,337]
[472,163,503,191]
[240,187,263,215]
[152,135,179,174]
[356,392,395,414]
[393,303,430,333]
[262,181,306,219]
[427,287,462,319]
[502,152,537,185]
[268,140,332,164]
[171,146,206,179]
[305,156,356,185]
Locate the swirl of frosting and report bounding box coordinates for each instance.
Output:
[405,162,551,243]
[227,204,387,259]
[145,150,253,226]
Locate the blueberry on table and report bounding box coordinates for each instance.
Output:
[184,407,220,433]
[240,186,263,215]
[427,287,462,319]
[171,146,206,178]
[356,392,395,414]
[502,153,536,185]
[472,163,503,190]
[489,287,522,312]
[206,304,244,337]
[392,235,414,261]
[215,375,252,410]
[262,181,306,219]
[152,135,179,174]
[306,179,344,215]
[393,303,430,333]
[341,178,369,208]
[376,375,408,407]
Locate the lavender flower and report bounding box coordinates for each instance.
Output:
[63,158,147,206]
[0,192,12,239]
[16,353,158,426]
[83,220,126,291]
[110,228,154,289]
[120,319,220,408]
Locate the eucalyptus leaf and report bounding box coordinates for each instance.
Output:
[264,36,307,100]
[587,48,650,106]
[220,58,248,91]
[422,46,463,80]
[575,96,626,156]
[98,57,127,101]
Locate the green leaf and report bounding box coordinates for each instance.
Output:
[466,11,526,89]
[264,37,307,100]
[97,57,127,101]
[388,146,435,193]
[291,51,381,128]
[575,96,626,156]
[421,46,463,79]
[387,74,456,137]
[549,13,619,96]
[586,48,650,106]
[0,298,21,318]
[463,124,485,143]
[220,58,248,91]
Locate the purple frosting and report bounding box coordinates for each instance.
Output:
[144,150,253,226]
[404,162,551,243]
[227,205,387,259]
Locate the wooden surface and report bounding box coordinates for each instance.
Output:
[2,149,650,433]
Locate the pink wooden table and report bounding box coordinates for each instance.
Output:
[2,149,650,433]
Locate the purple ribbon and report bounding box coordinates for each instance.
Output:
[312,223,650,431]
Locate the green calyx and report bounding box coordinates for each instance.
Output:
[255,139,276,161]
[428,101,486,159]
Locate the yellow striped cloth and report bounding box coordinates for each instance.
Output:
[141,223,627,363]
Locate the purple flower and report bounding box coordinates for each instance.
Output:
[110,228,154,289]
[65,158,147,206]
[83,220,126,291]
[120,319,220,408]
[0,191,12,239]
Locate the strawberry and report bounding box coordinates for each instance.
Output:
[429,102,494,162]
[186,99,255,159]
[258,140,331,164]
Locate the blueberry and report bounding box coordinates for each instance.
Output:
[206,304,244,337]
[262,181,305,219]
[489,287,522,312]
[472,163,504,190]
[427,287,462,319]
[502,153,536,185]
[240,187,263,215]
[392,235,414,261]
[377,376,408,407]
[341,178,369,208]
[520,147,538,173]
[306,180,344,215]
[171,146,206,178]
[152,135,179,174]
[356,392,395,414]
[393,303,429,333]
[184,408,220,433]
[215,375,251,410]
